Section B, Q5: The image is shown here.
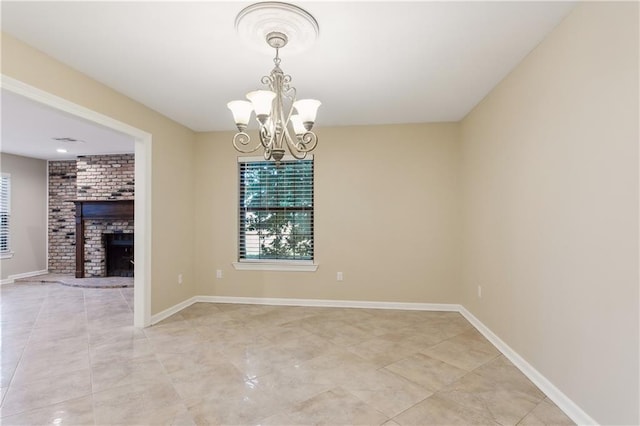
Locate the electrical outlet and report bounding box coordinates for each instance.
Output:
[216,269,223,279]
[337,272,343,281]
[477,285,482,298]
[178,274,183,285]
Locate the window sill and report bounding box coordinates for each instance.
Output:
[0,251,14,260]
[232,262,318,272]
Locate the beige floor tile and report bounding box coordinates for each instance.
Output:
[1,367,92,417]
[343,368,433,418]
[11,346,90,386]
[408,313,473,339]
[34,312,87,329]
[384,353,468,392]
[395,329,451,353]
[394,393,499,425]
[253,369,334,406]
[1,326,32,350]
[288,346,379,388]
[184,309,234,327]
[437,372,542,425]
[286,387,389,425]
[185,377,285,425]
[1,283,575,425]
[355,309,422,331]
[167,359,246,405]
[156,341,228,374]
[255,411,298,425]
[87,310,133,330]
[90,336,155,365]
[27,324,89,343]
[294,315,381,346]
[92,378,184,424]
[91,353,169,392]
[474,355,546,400]
[224,332,335,378]
[518,398,575,425]
[147,331,208,355]
[22,334,88,356]
[0,360,18,388]
[250,322,317,344]
[347,333,418,367]
[0,395,94,425]
[421,332,500,371]
[88,324,147,347]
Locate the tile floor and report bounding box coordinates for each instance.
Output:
[0,281,574,425]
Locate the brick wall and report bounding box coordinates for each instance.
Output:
[48,154,135,275]
[48,160,77,273]
[76,154,134,200]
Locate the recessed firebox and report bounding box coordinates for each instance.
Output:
[104,233,134,277]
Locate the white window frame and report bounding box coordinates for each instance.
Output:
[232,156,318,272]
[0,173,13,259]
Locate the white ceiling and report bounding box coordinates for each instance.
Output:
[1,89,134,160]
[1,1,576,159]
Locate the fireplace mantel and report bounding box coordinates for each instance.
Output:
[73,200,134,278]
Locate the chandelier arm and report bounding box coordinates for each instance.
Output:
[296,131,318,152]
[284,131,317,156]
[286,148,308,160]
[263,146,273,161]
[257,120,274,149]
[232,132,262,153]
[261,75,272,86]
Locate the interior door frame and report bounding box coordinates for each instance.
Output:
[1,75,152,327]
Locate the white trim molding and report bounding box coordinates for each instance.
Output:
[0,251,15,260]
[150,296,198,325]
[1,269,49,285]
[232,262,318,272]
[197,295,459,311]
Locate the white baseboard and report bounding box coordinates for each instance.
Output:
[1,269,49,285]
[196,295,460,312]
[149,296,198,325]
[149,294,594,424]
[459,306,597,426]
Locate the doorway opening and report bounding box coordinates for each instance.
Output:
[2,75,152,327]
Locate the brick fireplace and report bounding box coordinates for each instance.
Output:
[49,154,134,277]
[73,200,134,278]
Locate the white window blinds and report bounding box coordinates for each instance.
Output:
[238,158,314,261]
[0,174,10,253]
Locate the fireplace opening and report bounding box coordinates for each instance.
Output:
[104,233,134,277]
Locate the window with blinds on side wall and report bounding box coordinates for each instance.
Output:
[0,174,10,254]
[238,157,314,262]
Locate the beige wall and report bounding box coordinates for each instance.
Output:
[1,33,197,313]
[0,153,47,280]
[460,2,639,424]
[195,123,461,303]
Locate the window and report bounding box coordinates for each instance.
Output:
[0,173,10,257]
[238,157,314,265]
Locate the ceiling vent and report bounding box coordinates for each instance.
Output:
[52,137,85,143]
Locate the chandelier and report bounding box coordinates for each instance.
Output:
[227,2,321,162]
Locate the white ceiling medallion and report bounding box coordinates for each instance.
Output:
[235,2,320,56]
